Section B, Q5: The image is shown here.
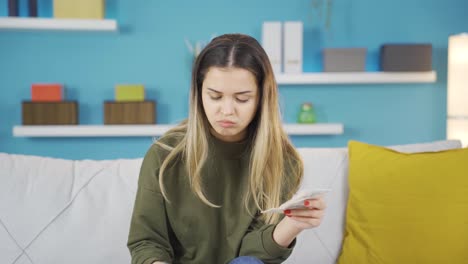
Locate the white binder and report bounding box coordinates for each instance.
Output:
[262,21,283,74]
[283,21,303,74]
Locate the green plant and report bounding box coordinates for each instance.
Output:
[310,0,333,31]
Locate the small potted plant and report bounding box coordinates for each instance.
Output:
[309,0,333,31]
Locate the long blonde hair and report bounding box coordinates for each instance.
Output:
[156,34,303,224]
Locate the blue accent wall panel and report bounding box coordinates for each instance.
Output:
[0,0,467,159]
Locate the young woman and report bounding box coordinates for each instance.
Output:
[127,33,326,264]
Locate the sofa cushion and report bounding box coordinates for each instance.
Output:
[286,140,462,264]
[0,153,142,264]
[337,141,468,264]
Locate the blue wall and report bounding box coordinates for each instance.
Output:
[1,0,467,160]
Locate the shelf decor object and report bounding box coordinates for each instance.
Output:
[323,48,367,72]
[297,102,317,124]
[104,84,156,125]
[104,101,156,125]
[447,33,468,147]
[115,84,145,102]
[380,44,432,72]
[8,0,19,16]
[53,0,104,19]
[22,83,78,125]
[31,83,64,101]
[28,0,38,17]
[262,21,282,74]
[22,101,78,125]
[283,21,303,74]
[13,123,344,137]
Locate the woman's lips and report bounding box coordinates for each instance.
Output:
[218,120,235,128]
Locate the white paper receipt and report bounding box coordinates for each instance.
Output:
[261,188,331,214]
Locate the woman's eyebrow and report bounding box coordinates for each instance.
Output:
[207,88,221,93]
[235,91,253,95]
[207,88,253,95]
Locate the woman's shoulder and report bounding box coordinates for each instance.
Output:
[145,125,187,164]
[155,130,185,149]
[138,126,187,192]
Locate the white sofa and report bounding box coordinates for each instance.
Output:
[0,140,461,264]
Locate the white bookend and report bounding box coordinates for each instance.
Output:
[283,21,303,74]
[262,21,282,74]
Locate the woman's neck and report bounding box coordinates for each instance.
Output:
[209,127,247,143]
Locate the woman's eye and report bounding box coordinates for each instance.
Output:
[210,96,222,100]
[236,98,249,103]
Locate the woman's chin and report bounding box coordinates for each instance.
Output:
[211,127,246,141]
[215,128,237,137]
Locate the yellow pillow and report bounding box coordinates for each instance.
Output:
[337,141,468,264]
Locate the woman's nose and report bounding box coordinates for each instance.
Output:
[221,99,234,116]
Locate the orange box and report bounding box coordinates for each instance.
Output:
[31,84,64,102]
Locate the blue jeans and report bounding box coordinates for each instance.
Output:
[228,256,264,264]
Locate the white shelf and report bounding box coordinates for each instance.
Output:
[285,123,344,135]
[276,71,437,85]
[13,123,344,137]
[0,17,117,31]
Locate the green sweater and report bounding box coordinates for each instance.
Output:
[127,132,295,264]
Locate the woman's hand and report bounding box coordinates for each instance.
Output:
[273,196,327,248]
[283,196,326,230]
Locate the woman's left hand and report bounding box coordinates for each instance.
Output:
[283,196,326,231]
[272,195,327,248]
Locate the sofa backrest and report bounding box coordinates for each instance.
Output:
[0,140,461,264]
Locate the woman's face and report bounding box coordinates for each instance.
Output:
[201,67,259,142]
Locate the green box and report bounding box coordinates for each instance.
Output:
[115,84,145,101]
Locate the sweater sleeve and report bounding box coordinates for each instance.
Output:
[127,146,174,264]
[238,214,296,264]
